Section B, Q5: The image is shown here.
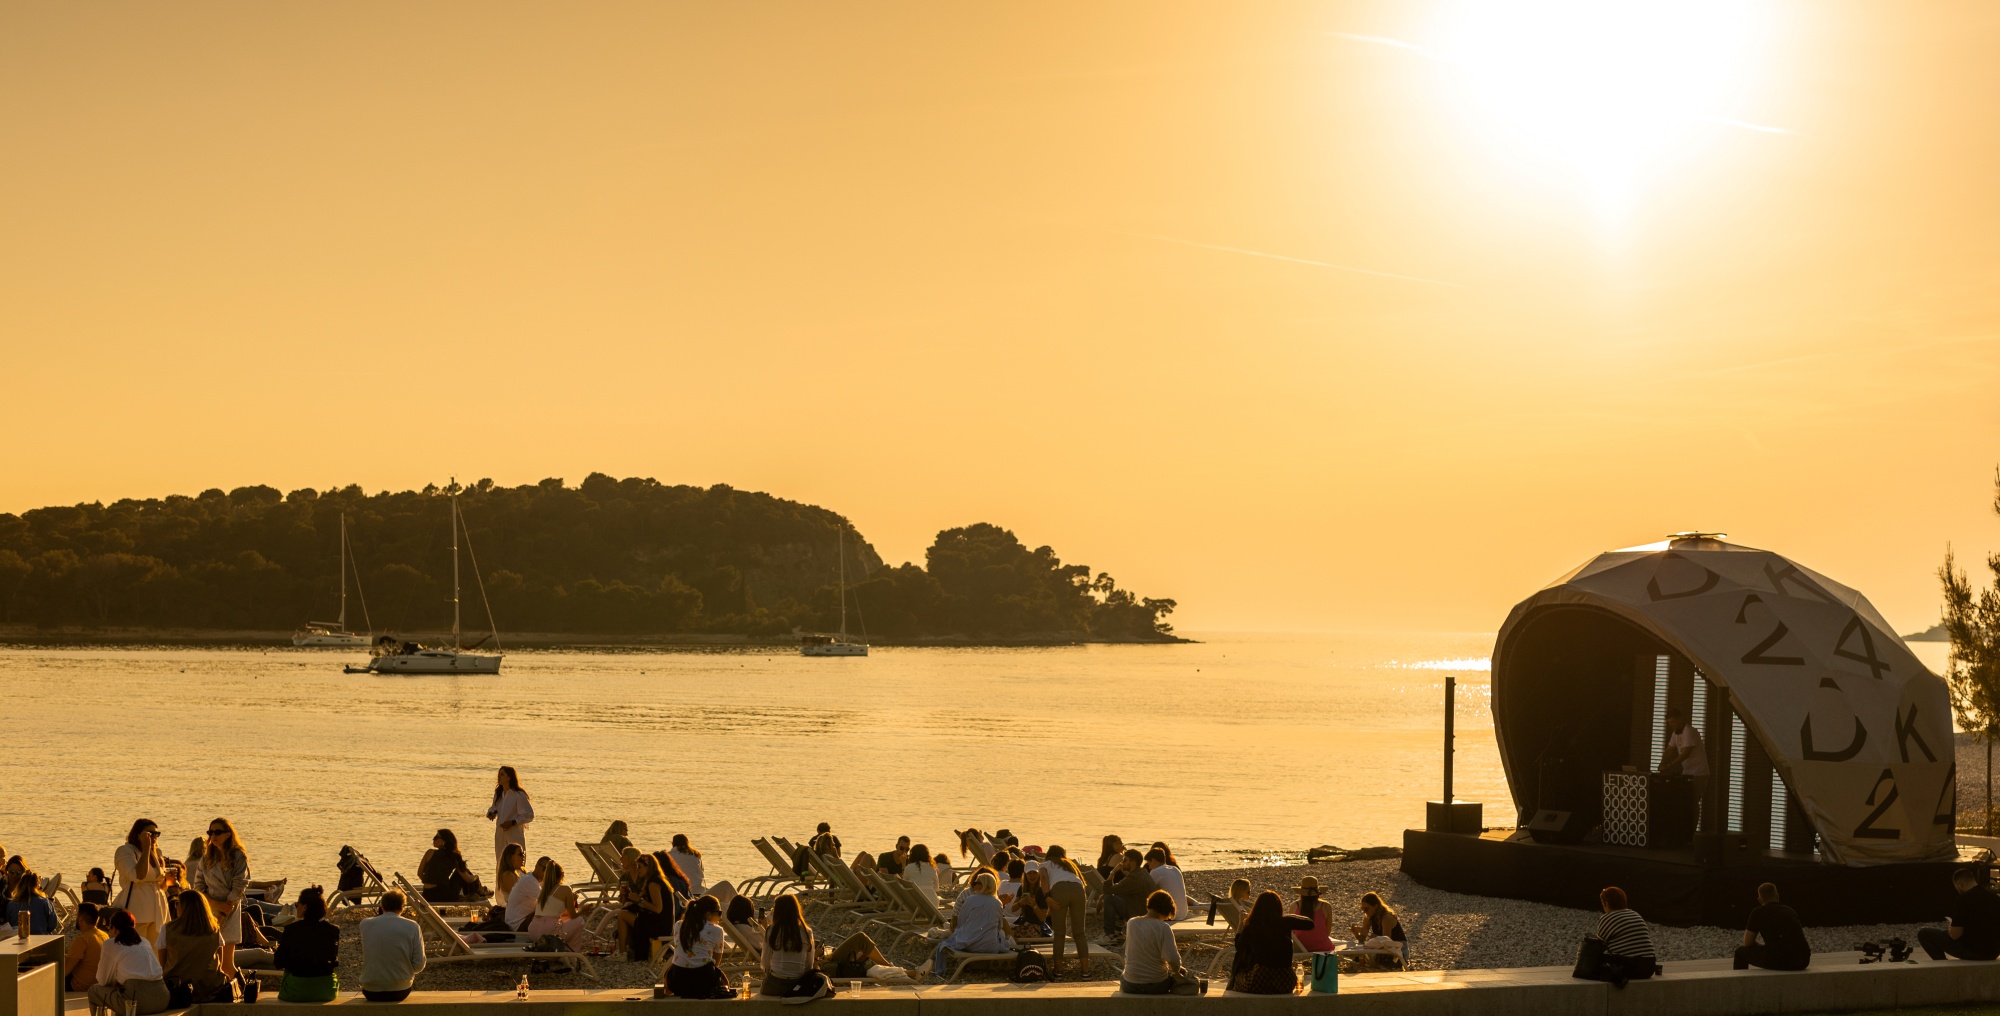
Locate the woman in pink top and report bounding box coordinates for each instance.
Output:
[1290,875,1337,952]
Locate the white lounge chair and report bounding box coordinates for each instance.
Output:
[392,872,596,979]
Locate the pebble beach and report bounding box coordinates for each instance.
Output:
[264,858,1942,992]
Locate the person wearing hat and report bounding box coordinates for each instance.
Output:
[1291,876,1337,952]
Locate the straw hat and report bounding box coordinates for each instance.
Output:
[1291,875,1322,893]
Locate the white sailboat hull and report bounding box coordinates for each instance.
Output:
[801,642,868,657]
[365,649,504,674]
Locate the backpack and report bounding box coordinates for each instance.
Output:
[1010,949,1047,983]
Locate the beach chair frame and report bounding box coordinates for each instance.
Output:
[392,872,597,980]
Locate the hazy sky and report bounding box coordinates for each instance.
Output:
[4,1,1997,633]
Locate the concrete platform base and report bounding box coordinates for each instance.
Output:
[86,950,1998,1016]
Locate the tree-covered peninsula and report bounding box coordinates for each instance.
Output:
[0,474,1178,642]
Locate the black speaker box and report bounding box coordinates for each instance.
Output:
[1527,808,1588,844]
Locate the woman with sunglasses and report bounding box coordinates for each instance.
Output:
[194,819,250,977]
[115,820,170,947]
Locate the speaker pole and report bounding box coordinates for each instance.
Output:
[1444,675,1456,806]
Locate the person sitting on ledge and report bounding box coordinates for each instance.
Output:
[1120,890,1188,995]
[88,908,169,1016]
[1735,882,1809,971]
[274,887,340,1002]
[1590,887,1659,987]
[1227,890,1315,994]
[359,889,426,1002]
[1920,868,2000,962]
[67,904,107,992]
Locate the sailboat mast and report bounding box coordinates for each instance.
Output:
[451,482,461,650]
[837,525,847,637]
[338,513,348,631]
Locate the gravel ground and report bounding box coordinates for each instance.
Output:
[229,857,1948,991]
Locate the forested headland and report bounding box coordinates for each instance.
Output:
[0,474,1179,643]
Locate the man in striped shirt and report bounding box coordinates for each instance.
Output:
[1593,887,1659,987]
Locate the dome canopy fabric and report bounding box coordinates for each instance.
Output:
[1494,536,1955,866]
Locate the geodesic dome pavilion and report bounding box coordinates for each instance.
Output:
[1491,535,1955,866]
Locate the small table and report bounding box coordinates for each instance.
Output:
[0,935,65,1016]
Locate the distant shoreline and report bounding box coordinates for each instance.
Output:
[0,624,1193,649]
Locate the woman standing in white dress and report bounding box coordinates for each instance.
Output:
[114,819,170,947]
[195,818,250,977]
[485,766,533,880]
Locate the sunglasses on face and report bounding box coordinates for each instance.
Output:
[207,830,226,836]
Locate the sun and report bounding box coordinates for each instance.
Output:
[1428,1,1776,221]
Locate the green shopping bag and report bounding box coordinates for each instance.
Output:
[1309,953,1340,994]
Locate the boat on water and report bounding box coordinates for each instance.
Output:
[347,482,503,675]
[294,512,372,647]
[801,524,868,657]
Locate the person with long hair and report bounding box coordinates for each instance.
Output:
[758,893,832,1000]
[161,891,227,1005]
[496,843,528,898]
[626,853,672,963]
[668,834,705,895]
[601,821,633,853]
[194,817,250,976]
[88,908,169,1016]
[1009,868,1052,937]
[1041,844,1091,977]
[419,828,490,903]
[666,894,734,999]
[527,861,592,951]
[274,886,340,1002]
[1291,875,1337,952]
[904,844,939,903]
[486,766,535,880]
[1228,890,1316,994]
[1150,842,1179,868]
[115,819,170,947]
[1349,891,1406,969]
[914,872,1014,980]
[1095,835,1126,880]
[6,867,57,934]
[652,849,692,908]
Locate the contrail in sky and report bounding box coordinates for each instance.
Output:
[1326,31,1792,135]
[1124,232,1462,287]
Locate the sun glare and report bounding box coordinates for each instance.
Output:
[1430,1,1775,223]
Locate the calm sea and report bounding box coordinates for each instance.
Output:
[0,632,1950,891]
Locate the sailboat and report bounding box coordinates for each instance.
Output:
[801,524,868,657]
[350,481,504,674]
[293,513,372,647]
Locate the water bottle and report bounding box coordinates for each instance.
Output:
[516,974,529,1001]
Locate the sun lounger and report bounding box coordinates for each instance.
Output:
[392,872,596,979]
[740,838,815,896]
[329,851,390,910]
[939,949,1018,983]
[572,841,626,904]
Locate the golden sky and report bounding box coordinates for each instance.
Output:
[4,1,1997,633]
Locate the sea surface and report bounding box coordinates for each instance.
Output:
[1,632,1951,893]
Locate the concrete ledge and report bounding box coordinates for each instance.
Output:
[169,953,2000,1016]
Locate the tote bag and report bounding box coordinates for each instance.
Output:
[1309,953,1340,994]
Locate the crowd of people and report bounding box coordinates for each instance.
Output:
[23,765,2000,1009]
